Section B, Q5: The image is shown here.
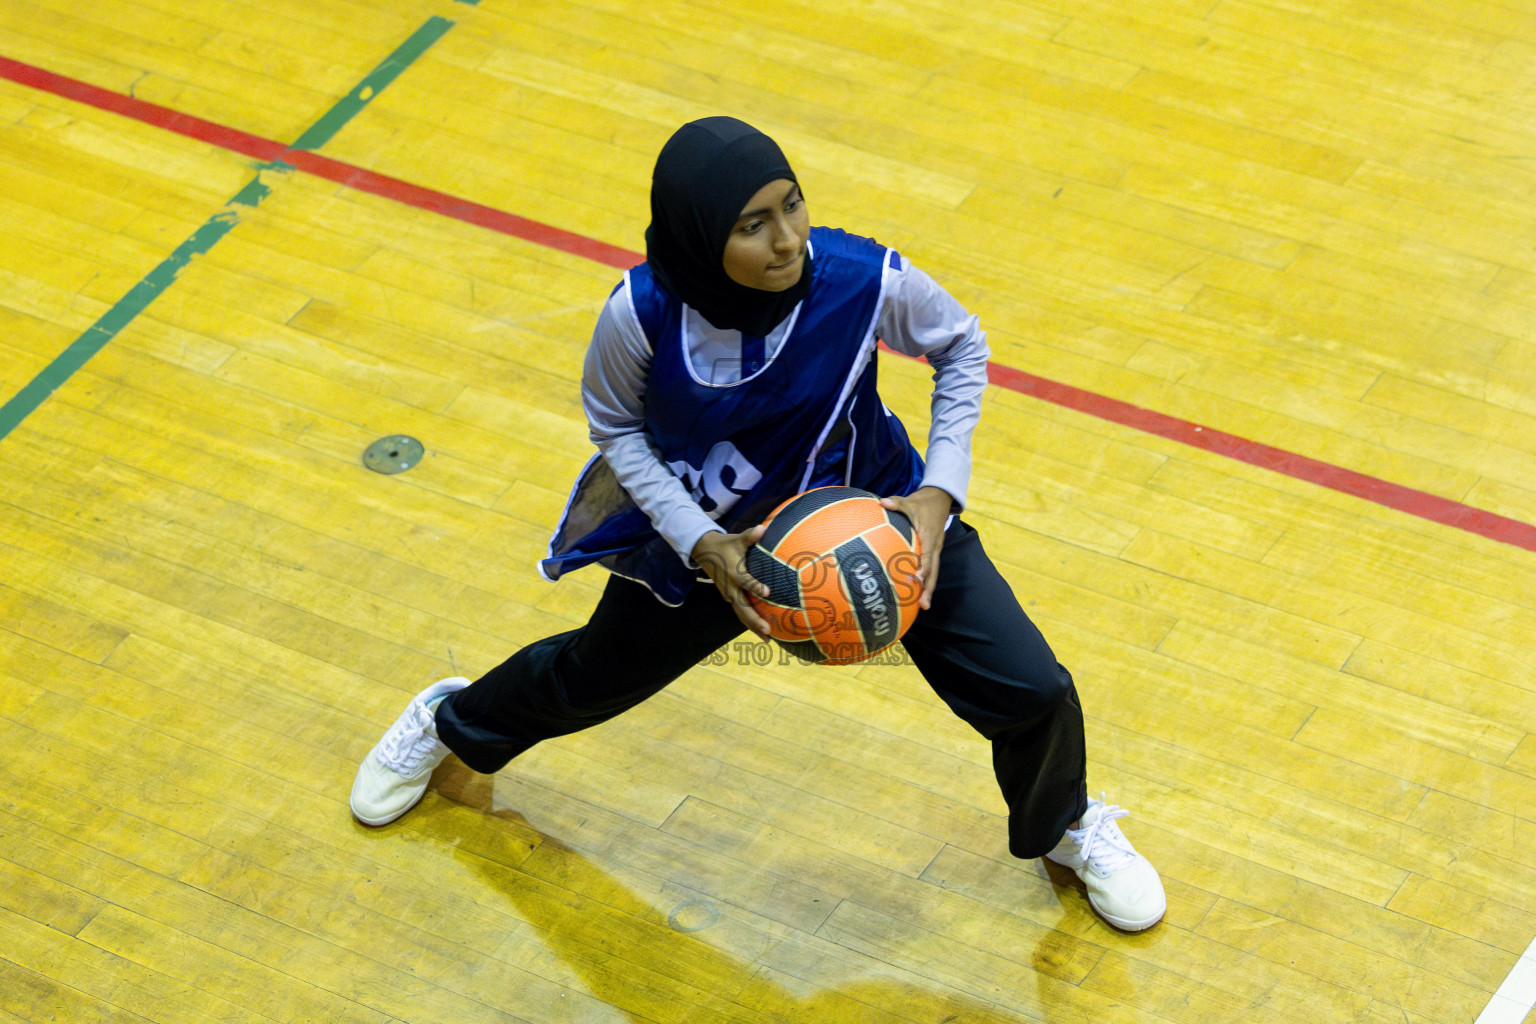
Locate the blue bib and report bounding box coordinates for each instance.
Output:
[542,227,924,605]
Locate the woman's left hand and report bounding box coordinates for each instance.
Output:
[880,486,953,612]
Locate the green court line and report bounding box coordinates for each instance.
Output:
[0,16,455,443]
[289,16,453,152]
[0,175,273,441]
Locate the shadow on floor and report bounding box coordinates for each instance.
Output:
[432,764,1087,1023]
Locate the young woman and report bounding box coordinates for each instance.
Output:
[350,117,1166,931]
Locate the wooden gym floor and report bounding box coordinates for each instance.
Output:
[2,0,1535,1021]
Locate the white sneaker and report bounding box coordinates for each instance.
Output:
[1045,795,1166,931]
[350,678,469,826]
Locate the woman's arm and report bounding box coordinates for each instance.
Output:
[582,287,725,564]
[876,255,991,511]
[875,256,992,607]
[582,287,770,633]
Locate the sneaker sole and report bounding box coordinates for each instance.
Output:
[351,803,418,828]
[1090,901,1166,932]
[350,775,430,827]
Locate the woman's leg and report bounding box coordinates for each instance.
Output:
[898,519,1088,858]
[901,519,1165,930]
[436,572,747,773]
[351,572,744,826]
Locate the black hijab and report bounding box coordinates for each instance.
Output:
[644,117,812,336]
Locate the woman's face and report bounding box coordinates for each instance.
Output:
[721,178,810,293]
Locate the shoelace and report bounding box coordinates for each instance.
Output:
[1067,798,1137,874]
[377,699,440,774]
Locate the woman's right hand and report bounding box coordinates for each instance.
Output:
[691,525,771,638]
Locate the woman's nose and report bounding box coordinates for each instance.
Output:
[771,218,797,251]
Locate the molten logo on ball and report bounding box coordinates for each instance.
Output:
[745,486,923,665]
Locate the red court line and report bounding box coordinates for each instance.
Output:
[1,55,286,163]
[281,149,639,268]
[0,55,640,269]
[5,53,1534,554]
[984,363,1536,552]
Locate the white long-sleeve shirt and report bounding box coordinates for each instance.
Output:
[581,250,991,564]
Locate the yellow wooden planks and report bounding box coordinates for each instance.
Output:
[3,0,1536,1021]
